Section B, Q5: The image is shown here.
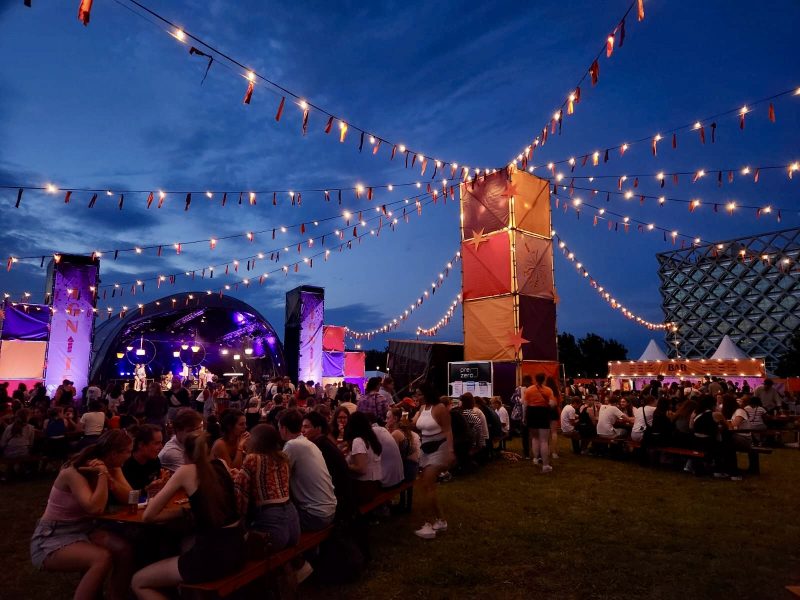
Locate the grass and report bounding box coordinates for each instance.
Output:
[2,438,800,599]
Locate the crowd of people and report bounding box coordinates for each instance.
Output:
[509,375,797,480]
[18,374,485,599]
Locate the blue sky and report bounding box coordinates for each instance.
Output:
[0,0,798,358]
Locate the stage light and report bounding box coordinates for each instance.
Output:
[244,348,253,355]
[191,345,200,353]
[233,354,241,360]
[181,344,189,350]
[116,353,124,359]
[126,346,133,352]
[136,348,146,356]
[221,349,229,355]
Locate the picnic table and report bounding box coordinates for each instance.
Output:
[95,492,188,524]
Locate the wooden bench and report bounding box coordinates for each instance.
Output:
[181,479,417,598]
[180,526,333,598]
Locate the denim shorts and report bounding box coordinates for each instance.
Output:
[30,518,94,570]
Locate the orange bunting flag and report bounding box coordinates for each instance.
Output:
[768,103,776,123]
[372,140,381,155]
[592,152,599,166]
[567,96,574,115]
[78,0,93,26]
[339,122,348,143]
[589,60,599,86]
[739,111,745,130]
[754,168,760,183]
[606,34,614,58]
[420,157,427,175]
[210,239,216,250]
[651,137,658,156]
[275,97,285,121]
[324,116,333,133]
[243,81,254,104]
[637,0,645,21]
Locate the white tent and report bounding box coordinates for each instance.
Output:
[709,335,750,360]
[638,339,669,361]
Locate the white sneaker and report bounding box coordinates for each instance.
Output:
[295,560,313,584]
[551,453,560,459]
[542,465,553,473]
[415,523,436,539]
[432,519,448,532]
[534,457,542,465]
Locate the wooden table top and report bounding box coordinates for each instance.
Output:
[96,491,188,524]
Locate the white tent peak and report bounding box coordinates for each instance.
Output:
[709,335,749,360]
[638,339,668,361]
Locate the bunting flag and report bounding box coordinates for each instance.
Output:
[275,96,285,121]
[188,46,214,84]
[243,81,254,104]
[77,0,93,26]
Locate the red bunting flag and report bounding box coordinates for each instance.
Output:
[146,191,154,208]
[589,60,599,86]
[324,116,333,133]
[637,0,645,21]
[698,125,705,144]
[672,133,677,149]
[64,191,72,204]
[243,81,254,104]
[77,0,93,26]
[301,109,309,135]
[372,140,381,155]
[768,103,776,123]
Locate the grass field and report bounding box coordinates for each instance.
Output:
[3,438,799,599]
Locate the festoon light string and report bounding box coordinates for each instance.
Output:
[344,251,461,340]
[415,293,462,337]
[36,0,485,182]
[552,231,670,330]
[518,85,800,173]
[510,0,644,167]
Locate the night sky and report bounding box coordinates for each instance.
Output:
[0,0,798,362]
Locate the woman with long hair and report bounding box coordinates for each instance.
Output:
[330,406,350,453]
[411,382,454,539]
[234,424,300,552]
[132,430,245,599]
[1,408,35,458]
[343,411,383,505]
[387,406,419,512]
[30,430,135,600]
[210,409,248,470]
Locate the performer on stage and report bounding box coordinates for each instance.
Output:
[161,371,173,391]
[198,366,208,389]
[134,363,147,391]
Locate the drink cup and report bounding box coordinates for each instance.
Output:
[128,490,140,514]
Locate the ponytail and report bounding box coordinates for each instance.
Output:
[184,431,226,528]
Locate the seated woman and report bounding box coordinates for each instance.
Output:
[691,395,740,479]
[743,396,768,431]
[132,431,245,599]
[330,406,350,454]
[1,408,35,458]
[343,411,383,505]
[728,396,760,474]
[210,409,248,470]
[234,424,300,553]
[30,430,135,600]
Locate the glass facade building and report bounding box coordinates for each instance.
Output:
[657,227,800,371]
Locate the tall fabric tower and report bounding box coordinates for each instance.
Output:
[460,168,558,381]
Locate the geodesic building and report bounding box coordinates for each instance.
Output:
[657,227,800,371]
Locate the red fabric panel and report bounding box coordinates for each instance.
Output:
[460,171,509,236]
[344,351,365,378]
[518,296,557,361]
[520,361,561,381]
[515,233,554,299]
[461,232,511,300]
[322,325,345,352]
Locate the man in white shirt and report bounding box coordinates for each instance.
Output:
[596,397,632,438]
[371,422,404,489]
[279,409,337,531]
[560,396,582,454]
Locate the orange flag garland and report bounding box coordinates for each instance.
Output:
[78,0,93,26]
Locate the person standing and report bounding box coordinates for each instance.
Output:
[523,373,555,473]
[411,383,454,539]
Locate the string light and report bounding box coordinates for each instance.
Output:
[344,251,462,340]
[552,232,670,330]
[416,294,462,337]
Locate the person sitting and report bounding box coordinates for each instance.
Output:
[596,396,632,439]
[123,424,164,492]
[79,400,107,448]
[458,394,485,455]
[1,408,35,458]
[30,430,135,600]
[343,411,383,505]
[301,411,355,520]
[210,409,248,470]
[691,394,740,479]
[158,408,203,472]
[278,409,337,531]
[43,407,70,459]
[560,397,582,454]
[728,396,760,474]
[650,398,674,444]
[671,398,697,447]
[631,394,657,443]
[132,431,245,598]
[234,424,300,553]
[370,416,404,489]
[743,396,768,431]
[491,398,510,450]
[330,406,351,453]
[357,377,390,426]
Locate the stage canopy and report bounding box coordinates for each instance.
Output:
[91,293,285,383]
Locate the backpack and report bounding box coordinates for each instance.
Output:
[576,405,596,439]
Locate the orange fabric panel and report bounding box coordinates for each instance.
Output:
[520,361,561,381]
[460,171,510,236]
[0,340,48,379]
[463,297,516,361]
[461,231,511,300]
[512,172,550,236]
[607,359,765,378]
[515,232,554,299]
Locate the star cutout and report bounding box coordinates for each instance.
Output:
[502,179,518,198]
[470,228,490,252]
[507,327,529,354]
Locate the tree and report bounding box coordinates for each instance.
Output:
[557,333,584,377]
[557,332,628,378]
[775,331,800,377]
[364,347,388,372]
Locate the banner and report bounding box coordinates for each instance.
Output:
[297,289,324,384]
[0,340,48,379]
[608,358,765,378]
[448,360,493,397]
[1,301,51,341]
[44,258,98,396]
